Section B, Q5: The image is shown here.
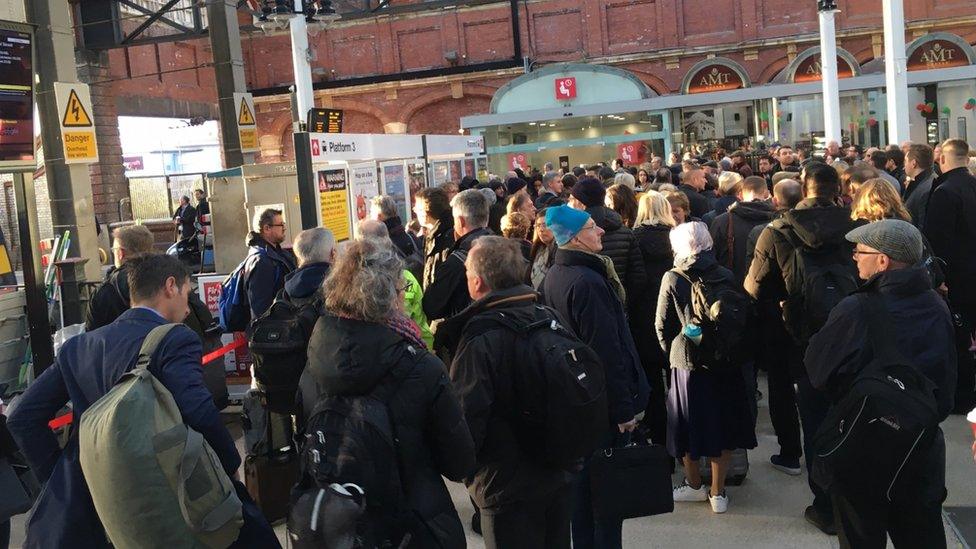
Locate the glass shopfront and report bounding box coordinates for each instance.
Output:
[463,35,976,176]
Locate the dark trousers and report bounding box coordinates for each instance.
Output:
[641,363,668,445]
[572,431,625,549]
[795,374,833,520]
[765,358,802,460]
[831,432,947,549]
[229,481,282,549]
[482,483,572,549]
[0,519,8,549]
[953,307,975,413]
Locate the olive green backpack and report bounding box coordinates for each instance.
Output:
[80,324,243,548]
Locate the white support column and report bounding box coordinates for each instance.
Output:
[819,8,842,144]
[882,0,910,145]
[290,2,314,127]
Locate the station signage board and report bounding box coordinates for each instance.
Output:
[234,92,259,153]
[0,22,34,170]
[54,82,99,164]
[308,108,343,133]
[308,133,422,162]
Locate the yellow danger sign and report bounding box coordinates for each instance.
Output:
[238,98,255,126]
[54,82,99,164]
[61,89,93,127]
[234,92,259,153]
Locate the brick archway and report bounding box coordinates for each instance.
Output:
[397,83,496,125]
[757,57,790,84]
[627,69,672,95]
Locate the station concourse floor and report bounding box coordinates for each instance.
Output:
[7,373,974,548]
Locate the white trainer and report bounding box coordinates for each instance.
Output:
[709,490,729,514]
[672,480,708,502]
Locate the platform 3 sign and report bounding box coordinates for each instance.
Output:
[54,83,98,164]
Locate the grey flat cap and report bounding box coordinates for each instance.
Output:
[845,219,923,265]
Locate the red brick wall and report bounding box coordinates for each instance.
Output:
[98,0,976,165]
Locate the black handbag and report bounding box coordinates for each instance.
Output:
[589,441,674,521]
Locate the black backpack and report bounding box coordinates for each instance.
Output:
[777,227,859,345]
[246,292,321,414]
[673,270,753,369]
[812,294,939,501]
[465,305,608,469]
[290,348,419,548]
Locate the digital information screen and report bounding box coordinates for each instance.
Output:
[0,22,33,168]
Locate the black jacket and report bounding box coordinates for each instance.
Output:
[903,168,935,230]
[384,216,419,259]
[631,223,674,369]
[281,261,330,307]
[174,203,196,240]
[805,267,956,420]
[299,315,475,549]
[488,200,506,235]
[196,199,210,217]
[444,286,571,510]
[422,217,455,290]
[655,251,737,370]
[679,184,711,219]
[541,248,650,425]
[702,195,738,228]
[423,227,491,325]
[244,233,296,319]
[585,205,647,301]
[924,167,976,309]
[745,197,857,306]
[710,200,776,285]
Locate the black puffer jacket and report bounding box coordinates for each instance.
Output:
[299,315,476,549]
[385,216,419,259]
[631,223,674,368]
[710,200,776,285]
[585,205,647,300]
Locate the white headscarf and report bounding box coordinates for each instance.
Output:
[670,221,713,264]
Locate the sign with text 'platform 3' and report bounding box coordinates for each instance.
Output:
[234,92,259,153]
[54,82,98,164]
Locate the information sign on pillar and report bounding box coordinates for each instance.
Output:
[234,92,259,153]
[53,83,98,164]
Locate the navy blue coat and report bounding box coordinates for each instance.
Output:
[7,308,240,549]
[541,248,650,425]
[244,233,296,319]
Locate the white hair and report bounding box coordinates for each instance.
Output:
[670,221,713,262]
[613,172,636,190]
[450,189,490,228]
[293,227,335,266]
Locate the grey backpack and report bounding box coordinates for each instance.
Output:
[80,324,243,549]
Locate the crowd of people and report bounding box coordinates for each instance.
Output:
[1,136,975,549]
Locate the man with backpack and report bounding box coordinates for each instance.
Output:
[745,162,858,535]
[446,236,591,548]
[805,220,955,548]
[424,189,492,359]
[220,208,296,332]
[414,186,455,290]
[7,254,278,548]
[541,205,649,549]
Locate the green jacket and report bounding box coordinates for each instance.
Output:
[404,269,434,348]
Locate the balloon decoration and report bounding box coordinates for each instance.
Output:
[941,106,951,116]
[915,102,936,115]
[964,98,976,111]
